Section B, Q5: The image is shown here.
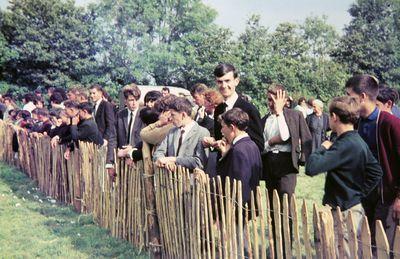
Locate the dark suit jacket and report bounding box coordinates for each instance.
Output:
[262,108,312,170]
[217,136,262,205]
[116,108,145,148]
[214,96,264,151]
[94,100,116,141]
[306,112,330,142]
[198,116,215,137]
[70,118,104,145]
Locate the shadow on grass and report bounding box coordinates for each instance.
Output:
[0,163,149,258]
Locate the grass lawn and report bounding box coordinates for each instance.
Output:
[0,162,149,258]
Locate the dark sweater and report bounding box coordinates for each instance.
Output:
[305,130,383,210]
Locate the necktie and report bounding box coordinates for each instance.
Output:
[127,111,134,144]
[176,128,185,155]
[221,102,228,112]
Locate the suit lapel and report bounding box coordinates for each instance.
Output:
[122,109,129,134]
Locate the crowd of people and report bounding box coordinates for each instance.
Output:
[1,63,399,255]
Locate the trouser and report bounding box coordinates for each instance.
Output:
[375,199,400,255]
[262,152,298,257]
[362,186,379,245]
[332,203,364,259]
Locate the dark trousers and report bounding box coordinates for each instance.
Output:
[262,152,298,257]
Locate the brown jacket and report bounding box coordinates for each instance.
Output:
[262,108,312,170]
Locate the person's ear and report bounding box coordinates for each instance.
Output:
[360,93,368,102]
[387,100,393,109]
[234,76,240,86]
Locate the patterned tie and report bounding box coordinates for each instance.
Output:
[127,111,133,144]
[176,128,185,155]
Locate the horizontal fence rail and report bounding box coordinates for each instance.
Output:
[1,120,399,258]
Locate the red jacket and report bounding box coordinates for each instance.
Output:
[377,111,400,203]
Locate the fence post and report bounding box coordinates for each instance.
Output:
[301,200,312,259]
[376,220,390,259]
[393,226,400,259]
[360,216,372,259]
[290,195,301,259]
[272,190,283,259]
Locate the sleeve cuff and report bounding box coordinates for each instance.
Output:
[105,163,114,169]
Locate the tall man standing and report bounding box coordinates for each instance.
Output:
[204,63,264,152]
[89,84,117,173]
[345,74,400,250]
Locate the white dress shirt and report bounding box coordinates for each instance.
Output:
[263,113,291,153]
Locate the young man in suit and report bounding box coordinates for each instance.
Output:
[262,84,312,199]
[203,63,264,153]
[214,107,262,208]
[153,97,209,170]
[89,84,117,173]
[345,74,400,251]
[116,85,144,149]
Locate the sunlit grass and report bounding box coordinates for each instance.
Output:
[0,162,149,258]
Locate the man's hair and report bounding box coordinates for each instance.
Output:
[214,63,238,78]
[204,89,223,106]
[18,110,31,120]
[154,95,177,113]
[50,92,65,104]
[190,83,208,96]
[169,97,193,116]
[140,107,159,125]
[23,93,35,103]
[313,99,324,108]
[329,96,360,125]
[162,87,170,93]
[123,84,141,100]
[221,108,249,131]
[68,87,81,95]
[345,75,379,100]
[33,96,44,105]
[53,87,67,100]
[144,90,162,104]
[377,86,399,106]
[63,100,79,109]
[90,84,104,93]
[78,102,94,115]
[77,91,88,102]
[35,108,49,117]
[297,97,306,105]
[267,83,286,95]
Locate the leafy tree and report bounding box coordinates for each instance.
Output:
[334,0,400,85]
[1,0,99,90]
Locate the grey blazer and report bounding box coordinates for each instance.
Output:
[153,122,210,169]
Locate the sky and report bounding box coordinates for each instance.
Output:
[0,0,354,34]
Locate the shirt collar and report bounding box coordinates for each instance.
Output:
[95,99,102,108]
[224,92,239,110]
[181,120,196,133]
[364,107,379,121]
[232,133,249,145]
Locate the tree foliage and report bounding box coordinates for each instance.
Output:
[334,0,400,85]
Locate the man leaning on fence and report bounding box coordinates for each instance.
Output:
[153,97,209,171]
[305,96,383,258]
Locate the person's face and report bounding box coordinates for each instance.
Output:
[65,107,79,118]
[67,91,77,101]
[376,100,392,113]
[125,95,139,111]
[90,88,102,102]
[60,114,69,124]
[146,100,156,108]
[312,103,322,114]
[170,109,184,127]
[35,101,44,108]
[215,71,239,99]
[193,93,205,106]
[328,113,336,132]
[221,120,234,144]
[204,98,215,114]
[78,109,86,120]
[267,92,276,112]
[162,90,169,97]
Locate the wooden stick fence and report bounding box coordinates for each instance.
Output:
[1,120,400,258]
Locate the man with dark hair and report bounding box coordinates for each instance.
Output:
[203,63,264,153]
[90,84,117,169]
[153,97,209,170]
[67,87,81,102]
[190,83,208,120]
[144,90,162,108]
[306,96,382,258]
[214,107,261,208]
[345,74,400,250]
[116,85,144,149]
[22,93,36,114]
[50,92,65,110]
[161,87,170,97]
[376,85,400,119]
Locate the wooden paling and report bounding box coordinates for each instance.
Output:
[2,122,400,258]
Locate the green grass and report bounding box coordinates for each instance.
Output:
[0,162,149,258]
